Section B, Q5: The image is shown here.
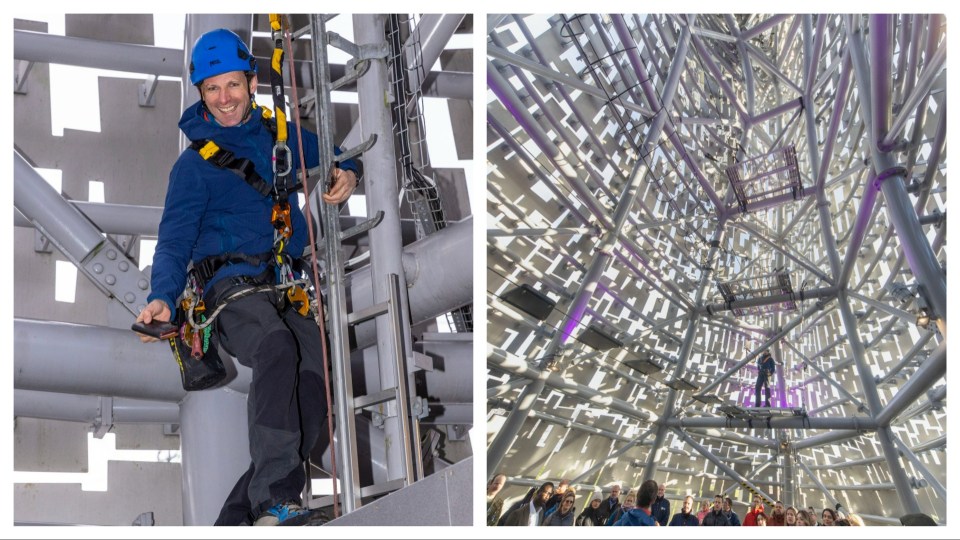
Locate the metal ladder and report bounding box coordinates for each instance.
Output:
[281,14,423,516]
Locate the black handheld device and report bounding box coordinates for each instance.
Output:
[132,320,179,339]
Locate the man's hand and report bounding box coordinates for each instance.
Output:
[136,299,172,343]
[323,168,358,205]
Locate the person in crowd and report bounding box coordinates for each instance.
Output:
[695,499,710,523]
[821,507,839,525]
[755,349,775,407]
[605,489,635,525]
[497,487,533,526]
[797,509,818,526]
[847,514,865,526]
[542,479,571,520]
[768,500,785,525]
[723,496,741,526]
[899,513,937,526]
[486,474,507,526]
[756,512,768,526]
[651,483,671,526]
[612,480,659,526]
[701,494,730,526]
[784,506,798,526]
[669,495,700,526]
[807,506,818,523]
[503,482,554,526]
[743,494,765,526]
[576,496,603,526]
[596,484,621,525]
[543,491,576,526]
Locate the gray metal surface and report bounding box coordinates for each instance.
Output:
[326,457,472,526]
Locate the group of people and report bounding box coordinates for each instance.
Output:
[486,475,865,527]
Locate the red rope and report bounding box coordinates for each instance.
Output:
[283,19,340,519]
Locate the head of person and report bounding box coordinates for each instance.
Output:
[590,497,601,509]
[785,506,797,525]
[773,501,784,516]
[900,512,937,526]
[637,479,658,509]
[822,507,837,525]
[713,494,723,512]
[657,483,666,498]
[808,506,816,516]
[556,479,570,494]
[756,512,767,526]
[559,491,576,512]
[536,482,555,506]
[681,495,693,514]
[847,513,864,526]
[752,494,762,509]
[189,29,258,128]
[487,474,506,496]
[723,497,734,512]
[609,484,621,500]
[622,490,637,509]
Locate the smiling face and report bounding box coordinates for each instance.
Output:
[200,71,256,127]
[658,484,665,497]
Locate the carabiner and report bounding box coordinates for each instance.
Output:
[273,141,292,178]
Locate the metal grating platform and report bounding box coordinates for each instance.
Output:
[726,145,802,212]
[716,269,798,316]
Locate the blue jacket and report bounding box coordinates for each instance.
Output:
[148,100,357,310]
[613,508,657,526]
[758,354,775,382]
[651,496,670,526]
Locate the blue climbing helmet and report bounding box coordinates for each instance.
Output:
[189,29,257,85]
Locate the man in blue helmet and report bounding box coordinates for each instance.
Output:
[135,28,359,526]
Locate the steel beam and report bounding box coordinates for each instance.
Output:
[14,389,179,425]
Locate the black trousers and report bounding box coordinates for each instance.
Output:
[755,375,771,407]
[210,280,328,525]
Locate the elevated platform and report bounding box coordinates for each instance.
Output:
[325,457,472,526]
[725,144,803,212]
[716,269,798,316]
[718,405,807,420]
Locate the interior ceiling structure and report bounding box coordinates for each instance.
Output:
[486,14,946,524]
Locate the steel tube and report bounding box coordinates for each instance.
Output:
[14,389,179,424]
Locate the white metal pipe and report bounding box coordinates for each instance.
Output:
[354,12,416,484]
[14,150,105,258]
[13,318,252,402]
[179,388,250,526]
[14,389,179,424]
[14,29,182,77]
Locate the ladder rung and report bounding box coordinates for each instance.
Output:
[347,301,389,325]
[354,388,397,410]
[360,478,406,498]
[307,478,407,510]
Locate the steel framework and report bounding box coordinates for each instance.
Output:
[487,13,945,524]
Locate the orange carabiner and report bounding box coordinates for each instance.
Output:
[271,202,293,239]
